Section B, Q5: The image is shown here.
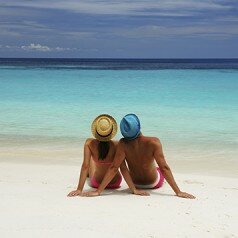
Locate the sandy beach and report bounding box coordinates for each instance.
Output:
[1,0,238,236]
[0,147,237,238]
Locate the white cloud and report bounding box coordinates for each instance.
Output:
[21,43,50,51]
[21,43,80,52]
[0,43,79,52]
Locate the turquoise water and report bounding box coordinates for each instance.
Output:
[0,61,238,159]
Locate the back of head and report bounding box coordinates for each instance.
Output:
[120,114,141,140]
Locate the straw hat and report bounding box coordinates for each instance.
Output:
[91,114,117,141]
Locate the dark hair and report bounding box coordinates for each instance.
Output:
[98,141,110,160]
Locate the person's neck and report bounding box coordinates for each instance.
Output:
[133,133,143,141]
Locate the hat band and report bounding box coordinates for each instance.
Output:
[124,131,141,140]
[96,126,113,137]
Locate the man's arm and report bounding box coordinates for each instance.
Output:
[153,139,195,199]
[120,161,150,196]
[82,140,126,197]
[67,139,91,197]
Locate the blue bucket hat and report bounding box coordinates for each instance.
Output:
[120,114,141,140]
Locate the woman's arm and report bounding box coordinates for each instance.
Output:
[82,140,149,197]
[82,139,126,196]
[67,139,92,197]
[120,161,149,196]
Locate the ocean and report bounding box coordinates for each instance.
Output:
[0,58,238,161]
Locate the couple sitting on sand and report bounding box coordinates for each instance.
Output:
[68,114,195,199]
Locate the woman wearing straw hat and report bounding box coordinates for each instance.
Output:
[68,114,122,197]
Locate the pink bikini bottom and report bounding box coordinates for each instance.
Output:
[90,174,122,189]
[134,167,164,189]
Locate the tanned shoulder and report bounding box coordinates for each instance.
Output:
[148,137,162,149]
[118,138,127,149]
[85,138,94,146]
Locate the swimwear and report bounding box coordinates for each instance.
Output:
[134,167,164,189]
[89,157,122,189]
[90,174,122,189]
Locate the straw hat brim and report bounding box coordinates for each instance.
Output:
[91,114,118,141]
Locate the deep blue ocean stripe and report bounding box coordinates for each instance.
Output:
[0,58,238,70]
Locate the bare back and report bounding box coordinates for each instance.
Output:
[88,139,117,163]
[88,139,120,183]
[121,135,159,185]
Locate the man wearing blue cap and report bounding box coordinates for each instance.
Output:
[83,114,195,199]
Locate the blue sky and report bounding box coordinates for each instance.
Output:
[0,0,238,58]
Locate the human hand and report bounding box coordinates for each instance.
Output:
[81,190,100,197]
[176,191,195,199]
[67,189,82,197]
[133,189,150,196]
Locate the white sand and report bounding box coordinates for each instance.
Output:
[0,157,238,238]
